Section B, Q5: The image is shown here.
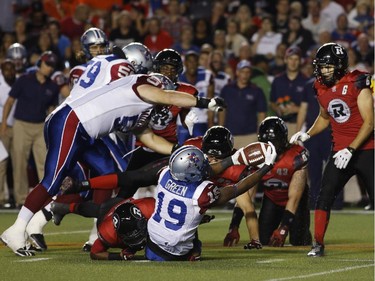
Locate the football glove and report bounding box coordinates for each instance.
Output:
[223,227,240,247]
[257,141,277,168]
[244,239,263,250]
[333,148,354,169]
[289,131,310,144]
[269,225,289,247]
[184,110,198,135]
[60,176,90,195]
[208,97,226,112]
[200,214,215,225]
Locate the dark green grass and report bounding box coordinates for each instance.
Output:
[0,209,374,281]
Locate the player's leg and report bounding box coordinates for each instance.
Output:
[258,196,283,245]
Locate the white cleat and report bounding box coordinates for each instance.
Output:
[0,226,35,257]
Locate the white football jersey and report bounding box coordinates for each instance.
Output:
[60,74,160,139]
[69,54,135,100]
[147,167,219,256]
[0,71,15,126]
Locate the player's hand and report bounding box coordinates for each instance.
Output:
[223,227,240,247]
[200,214,215,224]
[208,97,226,112]
[60,177,90,195]
[121,248,135,260]
[289,131,310,144]
[244,239,263,250]
[333,148,353,169]
[269,226,289,247]
[184,110,198,135]
[259,141,277,167]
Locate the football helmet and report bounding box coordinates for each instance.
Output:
[81,27,109,59]
[169,145,210,183]
[112,202,147,251]
[154,49,183,82]
[149,72,175,90]
[258,116,288,154]
[122,42,153,74]
[6,43,27,71]
[202,126,234,159]
[313,42,348,87]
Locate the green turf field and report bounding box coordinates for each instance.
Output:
[0,209,374,281]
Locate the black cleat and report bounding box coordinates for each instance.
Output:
[29,234,47,251]
[82,242,92,252]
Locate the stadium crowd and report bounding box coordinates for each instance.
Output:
[0,0,373,260]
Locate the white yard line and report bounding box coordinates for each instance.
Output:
[266,264,374,281]
[15,258,51,263]
[257,259,284,264]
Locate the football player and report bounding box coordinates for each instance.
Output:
[224,117,312,249]
[290,42,374,257]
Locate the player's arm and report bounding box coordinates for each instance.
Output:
[285,168,307,214]
[211,165,272,206]
[296,101,308,131]
[135,127,174,155]
[306,104,330,137]
[137,85,225,111]
[90,239,136,261]
[349,88,374,150]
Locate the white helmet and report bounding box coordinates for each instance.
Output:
[169,145,210,183]
[81,27,109,59]
[6,43,27,71]
[122,42,153,74]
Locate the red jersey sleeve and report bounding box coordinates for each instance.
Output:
[197,183,220,213]
[176,82,199,96]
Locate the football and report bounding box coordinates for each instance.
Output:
[237,142,270,166]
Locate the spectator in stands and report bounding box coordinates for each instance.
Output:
[47,19,71,62]
[109,10,141,48]
[302,0,334,43]
[28,29,60,66]
[13,17,31,48]
[351,33,374,70]
[331,13,357,49]
[270,46,308,137]
[60,4,91,41]
[282,16,315,56]
[192,18,213,48]
[0,33,16,63]
[225,19,248,59]
[172,25,200,57]
[161,0,191,46]
[290,1,304,18]
[218,60,267,148]
[143,17,173,56]
[348,0,373,33]
[275,0,290,35]
[320,0,346,29]
[251,16,282,60]
[235,4,258,38]
[208,50,231,98]
[268,42,287,77]
[210,1,227,33]
[347,47,370,73]
[26,0,49,39]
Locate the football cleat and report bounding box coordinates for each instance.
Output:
[82,242,92,252]
[0,226,29,255]
[29,234,47,251]
[307,242,325,257]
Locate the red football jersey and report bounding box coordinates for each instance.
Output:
[262,144,309,206]
[315,70,374,151]
[136,82,198,145]
[184,137,249,186]
[91,197,155,254]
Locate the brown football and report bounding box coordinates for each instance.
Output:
[238,142,269,166]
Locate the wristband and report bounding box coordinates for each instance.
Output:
[280,210,295,228]
[347,147,356,154]
[195,97,210,108]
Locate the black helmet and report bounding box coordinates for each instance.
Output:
[202,126,234,159]
[258,117,288,154]
[313,42,348,87]
[154,49,183,82]
[112,202,147,251]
